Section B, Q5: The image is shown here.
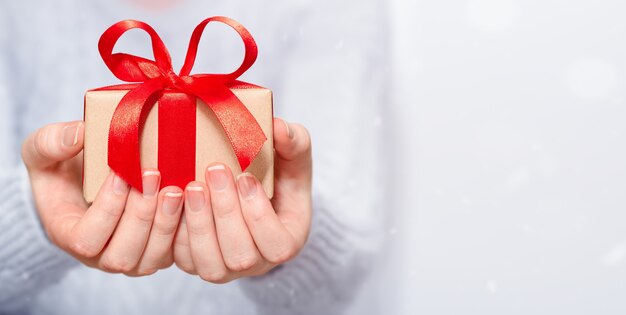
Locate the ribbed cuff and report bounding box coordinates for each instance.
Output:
[239,197,379,314]
[0,165,77,310]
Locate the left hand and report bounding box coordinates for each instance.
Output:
[172,117,312,283]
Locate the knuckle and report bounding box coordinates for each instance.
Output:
[68,236,99,258]
[135,267,158,277]
[101,256,135,273]
[81,259,100,269]
[226,254,259,272]
[159,256,174,269]
[248,262,275,277]
[174,261,197,275]
[131,206,156,224]
[267,246,297,265]
[199,270,229,284]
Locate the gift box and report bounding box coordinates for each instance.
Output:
[83,17,273,202]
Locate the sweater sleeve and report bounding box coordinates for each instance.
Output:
[238,2,387,313]
[0,5,78,312]
[0,167,78,312]
[238,194,384,315]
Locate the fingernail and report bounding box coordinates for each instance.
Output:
[237,174,257,200]
[112,173,129,196]
[207,164,228,191]
[142,170,160,198]
[282,119,294,139]
[185,185,205,212]
[62,122,82,147]
[163,192,183,215]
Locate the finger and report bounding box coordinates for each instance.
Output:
[134,183,184,275]
[22,121,84,170]
[206,164,261,272]
[173,217,196,275]
[237,173,300,264]
[184,182,230,283]
[272,118,313,244]
[67,171,130,258]
[273,118,312,182]
[100,170,164,273]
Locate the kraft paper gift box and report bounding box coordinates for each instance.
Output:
[83,86,274,202]
[83,17,274,202]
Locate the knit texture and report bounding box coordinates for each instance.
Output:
[0,167,77,312]
[240,197,381,315]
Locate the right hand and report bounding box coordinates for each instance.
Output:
[22,121,183,276]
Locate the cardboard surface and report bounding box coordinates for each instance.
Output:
[83,88,274,202]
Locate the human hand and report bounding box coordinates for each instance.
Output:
[173,118,312,283]
[22,121,184,276]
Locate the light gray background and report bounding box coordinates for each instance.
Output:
[354,0,626,314]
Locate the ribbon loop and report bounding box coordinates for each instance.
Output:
[98,20,173,82]
[100,17,267,193]
[180,16,258,80]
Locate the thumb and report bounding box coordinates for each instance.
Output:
[22,121,85,170]
[273,118,312,185]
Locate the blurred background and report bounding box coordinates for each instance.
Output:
[358,0,626,314]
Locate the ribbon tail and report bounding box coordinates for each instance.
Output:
[190,85,266,171]
[108,79,165,192]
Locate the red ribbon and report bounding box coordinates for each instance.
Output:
[98,17,267,192]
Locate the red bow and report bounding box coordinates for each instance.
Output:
[98,16,267,192]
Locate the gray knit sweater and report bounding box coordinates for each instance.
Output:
[0,0,386,314]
